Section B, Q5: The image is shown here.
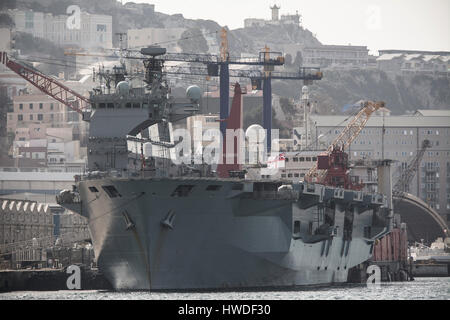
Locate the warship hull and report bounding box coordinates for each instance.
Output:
[62,177,391,290]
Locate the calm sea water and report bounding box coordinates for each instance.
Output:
[0,277,449,300]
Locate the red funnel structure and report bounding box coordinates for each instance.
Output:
[217,83,244,178]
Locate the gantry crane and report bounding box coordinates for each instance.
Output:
[304,101,385,189]
[393,139,431,197]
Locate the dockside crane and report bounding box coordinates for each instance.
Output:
[304,101,385,190]
[0,52,91,119]
[66,29,323,151]
[393,139,431,197]
[8,29,322,154]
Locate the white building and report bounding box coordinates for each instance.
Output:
[244,5,301,28]
[249,150,321,181]
[9,9,112,49]
[10,9,47,39]
[280,12,301,25]
[377,50,450,75]
[47,140,82,164]
[0,28,12,52]
[303,45,369,68]
[244,19,267,28]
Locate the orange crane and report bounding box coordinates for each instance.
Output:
[1,52,91,116]
[304,101,385,189]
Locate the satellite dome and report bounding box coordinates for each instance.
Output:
[302,85,309,94]
[116,81,130,95]
[186,85,202,102]
[245,124,265,139]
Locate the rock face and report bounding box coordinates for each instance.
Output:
[16,0,319,56]
[273,70,450,116]
[231,24,321,56]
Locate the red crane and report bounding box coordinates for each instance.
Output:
[305,101,385,190]
[1,52,91,115]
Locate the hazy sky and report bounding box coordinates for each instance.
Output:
[131,0,450,54]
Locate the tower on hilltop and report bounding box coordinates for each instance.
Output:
[270,4,280,21]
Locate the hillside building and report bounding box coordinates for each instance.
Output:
[9,9,112,49]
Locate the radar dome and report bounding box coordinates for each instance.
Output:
[245,124,265,138]
[186,85,202,102]
[302,85,309,94]
[116,81,130,95]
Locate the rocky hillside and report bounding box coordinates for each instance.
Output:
[14,0,319,56]
[272,70,450,116]
[231,23,320,55]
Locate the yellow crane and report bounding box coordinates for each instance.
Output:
[220,27,228,62]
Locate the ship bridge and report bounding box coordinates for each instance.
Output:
[394,192,448,244]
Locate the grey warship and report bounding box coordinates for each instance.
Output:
[56,47,393,290]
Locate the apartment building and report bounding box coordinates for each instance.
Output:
[377,50,450,76]
[9,9,112,49]
[7,93,80,138]
[310,111,450,224]
[279,150,320,181]
[302,45,369,68]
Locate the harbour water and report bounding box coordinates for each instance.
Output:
[0,278,448,300]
